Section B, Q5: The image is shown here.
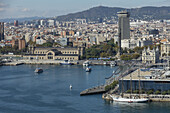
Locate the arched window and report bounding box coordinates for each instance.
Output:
[48,52,53,55]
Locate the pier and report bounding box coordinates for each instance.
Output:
[3,61,24,66]
[1,59,78,65]
[80,85,106,96]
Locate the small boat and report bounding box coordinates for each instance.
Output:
[83,60,91,66]
[60,60,73,65]
[86,67,91,72]
[103,61,107,65]
[70,84,72,89]
[110,61,117,67]
[34,68,43,73]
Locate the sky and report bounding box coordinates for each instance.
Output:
[0,0,169,19]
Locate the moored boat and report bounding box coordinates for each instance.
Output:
[110,61,117,67]
[110,95,148,103]
[86,67,91,72]
[60,60,73,65]
[83,60,91,66]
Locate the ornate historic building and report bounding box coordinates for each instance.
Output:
[142,47,160,64]
[23,46,85,61]
[161,42,170,57]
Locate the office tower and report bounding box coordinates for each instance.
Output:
[0,22,4,41]
[14,20,18,26]
[117,11,130,56]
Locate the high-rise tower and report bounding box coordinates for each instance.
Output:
[117,11,130,56]
[14,20,18,27]
[0,22,4,41]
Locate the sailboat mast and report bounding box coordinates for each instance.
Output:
[130,71,132,97]
[121,73,124,98]
[138,68,141,98]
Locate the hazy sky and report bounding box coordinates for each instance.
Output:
[0,0,169,19]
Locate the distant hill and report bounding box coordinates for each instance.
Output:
[55,6,170,21]
[0,16,44,23]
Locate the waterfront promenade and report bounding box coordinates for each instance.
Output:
[2,59,79,66]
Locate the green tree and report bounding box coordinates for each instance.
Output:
[126,89,131,93]
[155,90,161,95]
[147,89,154,95]
[131,53,140,59]
[120,54,132,61]
[42,42,53,47]
[133,47,144,54]
[162,91,167,95]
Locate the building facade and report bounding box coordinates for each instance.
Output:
[14,20,18,27]
[18,39,26,50]
[24,46,85,61]
[117,11,130,57]
[161,42,170,57]
[0,22,4,41]
[12,38,26,50]
[121,38,153,49]
[142,47,160,64]
[117,11,130,40]
[119,79,170,93]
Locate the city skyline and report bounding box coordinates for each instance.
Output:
[0,0,169,19]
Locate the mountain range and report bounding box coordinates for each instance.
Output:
[55,6,170,21]
[1,6,170,23]
[0,16,44,23]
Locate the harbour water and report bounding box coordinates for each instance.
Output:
[0,65,170,113]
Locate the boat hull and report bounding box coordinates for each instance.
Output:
[60,63,73,65]
[110,95,148,103]
[34,69,43,73]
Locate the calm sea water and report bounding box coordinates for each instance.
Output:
[0,65,170,113]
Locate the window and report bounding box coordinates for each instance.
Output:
[48,57,53,59]
[48,52,53,55]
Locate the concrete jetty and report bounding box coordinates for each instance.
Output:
[80,85,106,96]
[3,61,24,66]
[2,60,78,66]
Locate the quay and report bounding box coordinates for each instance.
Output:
[3,61,24,66]
[80,85,106,96]
[1,60,78,65]
[102,93,170,102]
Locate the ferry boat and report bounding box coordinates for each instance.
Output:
[34,68,43,73]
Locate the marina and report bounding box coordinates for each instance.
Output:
[0,64,170,112]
